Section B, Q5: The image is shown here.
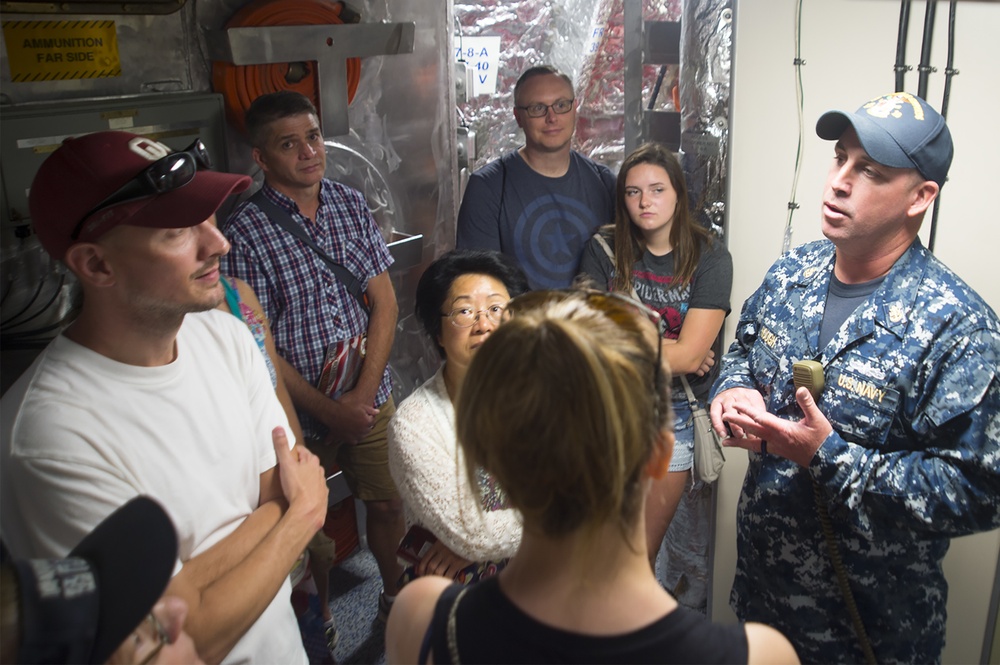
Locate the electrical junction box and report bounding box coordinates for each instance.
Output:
[0,92,230,232]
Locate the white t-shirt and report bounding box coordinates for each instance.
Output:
[0,309,306,665]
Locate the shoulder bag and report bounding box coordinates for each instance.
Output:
[594,231,725,483]
[680,375,726,484]
[248,189,368,399]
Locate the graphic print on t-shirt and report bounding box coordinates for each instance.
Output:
[513,193,603,289]
[634,268,691,339]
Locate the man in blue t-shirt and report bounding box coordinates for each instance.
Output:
[456,65,616,289]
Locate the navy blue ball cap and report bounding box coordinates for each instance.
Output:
[816,92,953,187]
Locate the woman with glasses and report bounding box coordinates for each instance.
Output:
[387,250,529,587]
[385,290,796,664]
[578,142,733,587]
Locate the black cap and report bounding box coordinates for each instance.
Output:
[13,496,178,664]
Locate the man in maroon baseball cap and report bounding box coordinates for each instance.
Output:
[29,131,251,261]
[2,131,329,664]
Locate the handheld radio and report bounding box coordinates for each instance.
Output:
[792,360,825,399]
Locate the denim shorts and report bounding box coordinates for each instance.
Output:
[669,395,696,472]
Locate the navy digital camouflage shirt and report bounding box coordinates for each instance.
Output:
[712,238,1000,664]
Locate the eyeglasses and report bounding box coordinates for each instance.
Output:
[71,138,213,240]
[442,303,507,328]
[504,289,667,414]
[135,612,171,665]
[515,98,575,118]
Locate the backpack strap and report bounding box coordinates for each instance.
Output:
[248,189,369,313]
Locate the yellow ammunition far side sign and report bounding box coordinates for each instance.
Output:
[3,20,121,82]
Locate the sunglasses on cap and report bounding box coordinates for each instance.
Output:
[70,139,213,240]
[502,289,668,417]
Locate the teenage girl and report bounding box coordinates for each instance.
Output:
[578,142,733,568]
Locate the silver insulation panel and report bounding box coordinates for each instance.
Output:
[454,0,732,237]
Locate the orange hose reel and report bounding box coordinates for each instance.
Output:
[212,0,362,136]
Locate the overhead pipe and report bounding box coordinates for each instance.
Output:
[928,1,959,253]
[649,65,669,111]
[939,1,959,119]
[894,0,911,91]
[916,0,936,99]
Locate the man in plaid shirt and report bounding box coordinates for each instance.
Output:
[223,91,404,625]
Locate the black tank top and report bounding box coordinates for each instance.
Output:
[421,576,749,664]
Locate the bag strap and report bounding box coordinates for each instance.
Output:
[249,189,369,313]
[678,375,700,409]
[593,232,643,301]
[593,231,615,264]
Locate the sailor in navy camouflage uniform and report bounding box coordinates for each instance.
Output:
[710,92,1000,664]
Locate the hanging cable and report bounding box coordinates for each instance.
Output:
[0,307,79,348]
[648,65,668,111]
[916,0,936,99]
[454,13,464,59]
[927,1,959,253]
[0,273,13,307]
[0,274,65,331]
[894,0,911,91]
[0,276,46,329]
[1,227,31,308]
[939,2,959,120]
[782,0,805,254]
